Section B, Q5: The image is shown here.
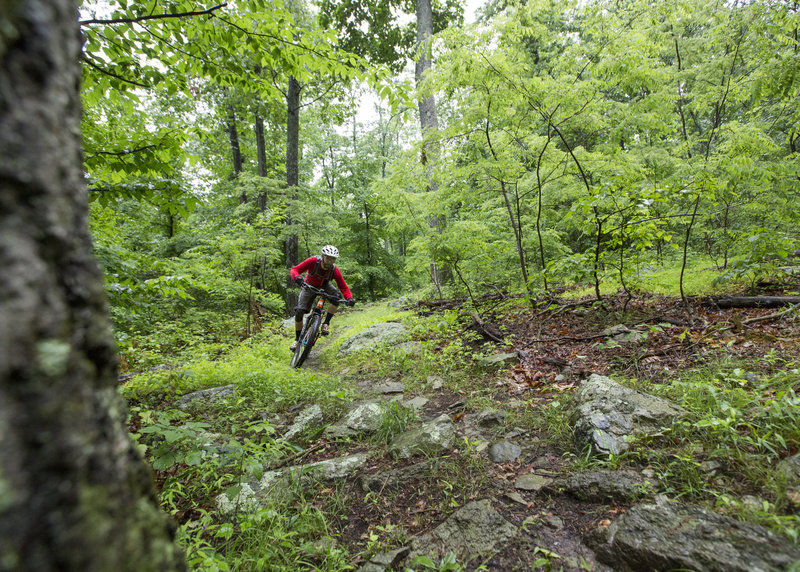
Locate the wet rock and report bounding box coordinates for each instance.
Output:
[389,415,455,459]
[571,374,684,455]
[546,470,652,502]
[404,499,519,563]
[488,440,522,463]
[325,402,385,438]
[283,404,323,442]
[339,322,409,355]
[176,384,236,411]
[588,502,800,572]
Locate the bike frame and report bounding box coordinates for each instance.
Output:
[290,284,342,369]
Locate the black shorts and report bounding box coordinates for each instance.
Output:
[295,282,340,313]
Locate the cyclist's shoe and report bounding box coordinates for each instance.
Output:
[321,323,330,336]
[289,340,298,352]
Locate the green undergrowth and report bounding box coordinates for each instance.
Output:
[563,358,800,543]
[119,299,490,570]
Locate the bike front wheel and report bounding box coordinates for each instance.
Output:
[290,313,321,368]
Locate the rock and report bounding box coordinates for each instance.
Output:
[374,381,405,394]
[588,502,800,572]
[339,322,409,355]
[387,297,409,309]
[357,547,410,572]
[175,385,236,411]
[602,324,648,344]
[427,375,444,390]
[571,374,684,455]
[514,474,553,491]
[405,499,519,563]
[283,404,323,442]
[402,396,429,412]
[389,415,455,459]
[546,470,652,502]
[325,402,386,438]
[217,452,370,515]
[362,460,436,492]
[488,440,522,463]
[778,453,800,483]
[478,352,520,369]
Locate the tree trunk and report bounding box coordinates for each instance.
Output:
[0,1,184,569]
[255,109,268,212]
[285,75,301,313]
[416,0,445,294]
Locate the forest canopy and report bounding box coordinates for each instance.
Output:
[79,0,800,367]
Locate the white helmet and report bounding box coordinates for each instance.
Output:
[321,245,339,258]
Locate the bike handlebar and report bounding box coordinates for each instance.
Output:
[300,283,343,304]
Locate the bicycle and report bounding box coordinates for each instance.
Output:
[290,283,345,369]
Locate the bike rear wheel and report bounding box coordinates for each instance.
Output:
[290,313,320,368]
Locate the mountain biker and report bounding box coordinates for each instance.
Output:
[289,245,355,351]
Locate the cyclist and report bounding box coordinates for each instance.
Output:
[289,245,355,351]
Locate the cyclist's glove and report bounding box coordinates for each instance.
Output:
[346,298,356,307]
[294,276,304,287]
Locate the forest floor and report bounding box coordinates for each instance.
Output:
[294,282,800,570]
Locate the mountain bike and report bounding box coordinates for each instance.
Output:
[290,284,343,369]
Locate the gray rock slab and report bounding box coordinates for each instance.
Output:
[405,499,519,563]
[514,473,553,491]
[389,415,455,459]
[478,352,520,369]
[374,381,405,394]
[325,402,385,438]
[176,384,236,411]
[339,322,409,355]
[402,396,429,412]
[588,502,800,572]
[546,470,652,502]
[283,404,323,442]
[361,460,436,492]
[488,440,522,463]
[572,374,684,455]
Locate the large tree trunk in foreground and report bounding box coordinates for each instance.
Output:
[284,75,301,314]
[0,1,184,570]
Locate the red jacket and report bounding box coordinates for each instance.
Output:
[290,256,353,300]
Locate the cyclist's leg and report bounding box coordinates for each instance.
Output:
[321,283,341,334]
[292,289,314,348]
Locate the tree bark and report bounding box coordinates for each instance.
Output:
[284,75,301,313]
[0,1,184,569]
[416,0,445,294]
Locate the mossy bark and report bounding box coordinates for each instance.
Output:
[0,1,184,569]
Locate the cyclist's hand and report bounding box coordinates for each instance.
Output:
[294,276,304,287]
[346,298,355,307]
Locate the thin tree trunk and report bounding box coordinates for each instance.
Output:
[416,0,444,295]
[285,75,301,313]
[0,1,184,568]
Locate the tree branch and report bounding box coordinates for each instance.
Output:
[79,4,228,26]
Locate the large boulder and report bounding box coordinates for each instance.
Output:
[571,374,684,455]
[339,321,410,355]
[588,502,800,572]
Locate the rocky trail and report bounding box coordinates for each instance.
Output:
[173,293,800,572]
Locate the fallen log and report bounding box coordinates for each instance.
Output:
[701,296,800,309]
